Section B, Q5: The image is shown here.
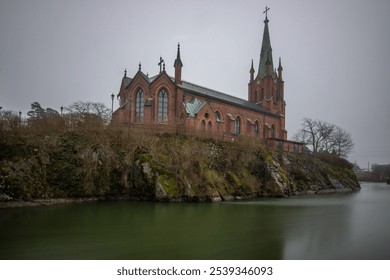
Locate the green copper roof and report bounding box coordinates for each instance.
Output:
[184,97,206,117]
[258,17,274,78]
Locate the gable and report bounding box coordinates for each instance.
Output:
[184,97,206,117]
[149,72,176,90]
[126,71,150,91]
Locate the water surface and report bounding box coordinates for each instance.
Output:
[1,182,389,259]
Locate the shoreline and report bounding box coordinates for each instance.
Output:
[0,187,358,209]
[0,197,106,208]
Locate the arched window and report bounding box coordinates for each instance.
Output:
[254,121,259,136]
[261,88,264,100]
[135,89,144,122]
[214,110,222,122]
[271,124,275,138]
[201,120,206,131]
[208,121,212,132]
[158,89,168,123]
[235,116,241,135]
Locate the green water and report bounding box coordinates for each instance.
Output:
[1,182,390,259]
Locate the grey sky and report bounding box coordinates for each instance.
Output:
[1,0,389,168]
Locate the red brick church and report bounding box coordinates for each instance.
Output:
[112,9,302,153]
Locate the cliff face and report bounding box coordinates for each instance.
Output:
[0,129,360,203]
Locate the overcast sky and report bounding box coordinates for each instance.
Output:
[1,0,389,167]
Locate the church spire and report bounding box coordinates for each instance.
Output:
[258,7,274,78]
[174,43,183,67]
[278,57,283,79]
[250,59,255,82]
[174,43,183,85]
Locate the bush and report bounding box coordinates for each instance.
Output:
[315,152,353,169]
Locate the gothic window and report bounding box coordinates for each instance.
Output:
[261,88,264,100]
[208,121,212,132]
[201,120,206,131]
[135,89,144,122]
[158,88,168,123]
[254,121,259,136]
[214,110,222,122]
[271,124,275,138]
[235,116,241,135]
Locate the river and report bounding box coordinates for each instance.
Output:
[1,182,389,260]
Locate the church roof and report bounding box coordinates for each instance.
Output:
[181,80,280,117]
[122,77,132,87]
[149,75,159,83]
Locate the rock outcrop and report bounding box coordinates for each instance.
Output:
[0,130,360,206]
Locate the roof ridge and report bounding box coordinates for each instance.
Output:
[181,80,245,102]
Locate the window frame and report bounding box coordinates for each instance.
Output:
[135,88,144,123]
[235,116,241,135]
[157,88,169,123]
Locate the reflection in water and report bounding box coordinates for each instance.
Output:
[1,183,390,259]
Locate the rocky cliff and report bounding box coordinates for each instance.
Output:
[0,129,360,205]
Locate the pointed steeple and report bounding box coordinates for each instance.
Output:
[278,57,283,79]
[250,59,255,82]
[174,43,183,85]
[258,7,274,78]
[174,43,183,67]
[278,57,282,70]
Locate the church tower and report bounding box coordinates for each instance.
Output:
[248,7,286,139]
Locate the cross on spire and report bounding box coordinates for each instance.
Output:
[158,56,165,73]
[263,6,270,20]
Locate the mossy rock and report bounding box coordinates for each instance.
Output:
[157,175,181,198]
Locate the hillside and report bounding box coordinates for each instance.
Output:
[0,127,360,205]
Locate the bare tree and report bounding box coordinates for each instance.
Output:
[330,126,354,157]
[293,118,354,157]
[293,118,324,153]
[65,101,111,126]
[0,110,20,131]
[317,120,334,153]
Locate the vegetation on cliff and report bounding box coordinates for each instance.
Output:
[0,117,360,203]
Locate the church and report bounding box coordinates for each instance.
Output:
[112,9,302,153]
